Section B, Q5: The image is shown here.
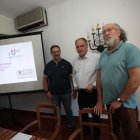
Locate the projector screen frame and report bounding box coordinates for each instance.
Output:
[0,31,46,95]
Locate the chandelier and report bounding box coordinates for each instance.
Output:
[87,24,107,53]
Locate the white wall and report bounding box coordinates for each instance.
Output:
[0,0,140,118]
[42,0,140,65]
[42,0,140,118]
[0,15,17,34]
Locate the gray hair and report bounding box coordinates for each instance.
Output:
[114,23,127,42]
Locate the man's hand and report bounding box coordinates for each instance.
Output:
[109,100,122,113]
[72,91,77,99]
[86,83,95,93]
[72,87,78,99]
[94,100,103,116]
[46,91,52,99]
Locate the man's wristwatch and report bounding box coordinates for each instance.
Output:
[117,98,123,103]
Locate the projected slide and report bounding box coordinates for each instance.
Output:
[0,41,37,85]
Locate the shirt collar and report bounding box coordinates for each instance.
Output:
[78,51,90,59]
[105,41,123,54]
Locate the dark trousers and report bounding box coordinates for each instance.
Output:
[111,105,140,140]
[78,89,100,137]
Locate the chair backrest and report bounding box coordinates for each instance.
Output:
[37,104,61,130]
[21,103,61,140]
[79,108,111,128]
[80,108,117,140]
[68,108,118,140]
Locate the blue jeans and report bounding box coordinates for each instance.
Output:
[51,92,73,128]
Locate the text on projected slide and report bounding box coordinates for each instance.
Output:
[0,41,37,85]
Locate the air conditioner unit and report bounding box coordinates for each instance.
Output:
[15,7,48,32]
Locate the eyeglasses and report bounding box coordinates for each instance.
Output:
[102,27,115,35]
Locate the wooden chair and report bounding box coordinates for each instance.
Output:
[68,108,118,140]
[20,103,61,140]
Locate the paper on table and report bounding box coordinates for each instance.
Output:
[10,132,32,140]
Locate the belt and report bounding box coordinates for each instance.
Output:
[78,87,97,91]
[78,88,87,92]
[78,87,97,92]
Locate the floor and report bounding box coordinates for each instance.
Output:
[0,108,139,140]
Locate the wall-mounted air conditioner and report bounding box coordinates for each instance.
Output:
[15,7,48,32]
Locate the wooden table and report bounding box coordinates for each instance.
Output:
[0,127,47,140]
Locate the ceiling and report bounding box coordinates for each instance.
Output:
[0,0,68,19]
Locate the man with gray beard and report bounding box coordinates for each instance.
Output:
[94,23,140,140]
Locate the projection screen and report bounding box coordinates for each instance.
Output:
[0,32,45,95]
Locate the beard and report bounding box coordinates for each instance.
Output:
[106,37,116,48]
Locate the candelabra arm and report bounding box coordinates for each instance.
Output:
[87,24,108,53]
[87,40,92,50]
[97,28,101,43]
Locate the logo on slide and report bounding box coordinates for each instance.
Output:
[9,49,22,59]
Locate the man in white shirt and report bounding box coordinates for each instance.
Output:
[73,38,100,140]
